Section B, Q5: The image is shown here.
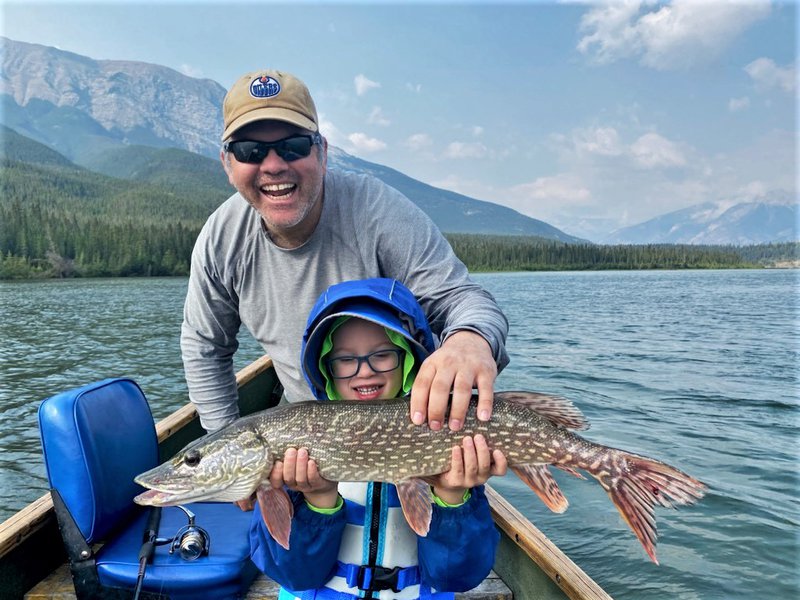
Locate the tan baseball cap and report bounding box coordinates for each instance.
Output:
[222,70,319,141]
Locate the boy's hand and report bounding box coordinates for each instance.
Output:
[269,447,339,509]
[410,330,497,431]
[426,435,507,505]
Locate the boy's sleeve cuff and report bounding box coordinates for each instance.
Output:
[305,494,344,514]
[431,488,471,508]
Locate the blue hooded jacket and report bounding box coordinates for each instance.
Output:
[250,278,499,599]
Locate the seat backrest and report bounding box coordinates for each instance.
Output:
[38,378,159,543]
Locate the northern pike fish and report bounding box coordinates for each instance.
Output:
[134,391,706,563]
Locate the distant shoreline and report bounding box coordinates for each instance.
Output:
[6,265,800,282]
[2,234,797,280]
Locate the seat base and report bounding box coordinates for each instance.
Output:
[97,503,258,599]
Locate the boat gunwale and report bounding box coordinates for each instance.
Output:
[485,485,611,600]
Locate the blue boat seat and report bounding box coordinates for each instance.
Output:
[38,377,258,599]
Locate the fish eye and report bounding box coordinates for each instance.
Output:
[183,450,201,467]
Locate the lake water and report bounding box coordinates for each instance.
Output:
[1,271,797,599]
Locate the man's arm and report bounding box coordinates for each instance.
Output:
[181,237,242,432]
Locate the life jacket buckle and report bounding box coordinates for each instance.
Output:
[356,565,402,593]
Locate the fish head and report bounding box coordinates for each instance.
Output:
[134,421,272,506]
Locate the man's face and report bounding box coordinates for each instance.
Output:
[222,120,327,248]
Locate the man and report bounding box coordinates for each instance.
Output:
[181,69,509,435]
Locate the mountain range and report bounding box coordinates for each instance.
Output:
[1,36,796,245]
[604,191,798,245]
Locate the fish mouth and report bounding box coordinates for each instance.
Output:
[134,488,183,506]
[133,480,247,506]
[133,469,261,506]
[133,477,216,506]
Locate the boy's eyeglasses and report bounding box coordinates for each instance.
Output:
[224,133,321,164]
[326,349,404,379]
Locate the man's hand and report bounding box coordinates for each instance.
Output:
[269,447,339,509]
[425,435,507,504]
[410,330,497,431]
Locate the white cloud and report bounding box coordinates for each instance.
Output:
[744,58,796,93]
[317,114,346,148]
[444,141,489,159]
[574,126,624,156]
[430,174,497,201]
[513,124,794,237]
[405,133,433,151]
[728,96,751,112]
[179,64,204,78]
[737,180,769,199]
[347,132,387,153]
[578,0,771,70]
[576,1,643,64]
[471,126,484,137]
[354,74,380,96]
[406,82,422,93]
[553,125,684,169]
[367,106,391,126]
[630,132,687,168]
[512,174,593,205]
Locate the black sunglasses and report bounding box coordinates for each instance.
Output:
[224,133,321,164]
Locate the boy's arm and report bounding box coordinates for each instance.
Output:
[249,491,346,591]
[417,485,499,592]
[419,438,504,591]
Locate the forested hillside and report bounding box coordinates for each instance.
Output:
[0,159,207,277]
[1,129,795,279]
[446,234,793,271]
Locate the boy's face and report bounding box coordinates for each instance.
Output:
[329,319,404,401]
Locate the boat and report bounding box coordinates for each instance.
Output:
[0,355,612,600]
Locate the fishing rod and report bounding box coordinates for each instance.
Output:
[133,506,162,600]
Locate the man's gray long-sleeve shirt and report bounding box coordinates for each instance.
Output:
[181,168,509,432]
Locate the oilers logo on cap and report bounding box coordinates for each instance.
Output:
[250,75,280,98]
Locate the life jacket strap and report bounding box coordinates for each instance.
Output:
[279,564,456,599]
[337,561,419,593]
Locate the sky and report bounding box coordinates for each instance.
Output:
[1,0,797,240]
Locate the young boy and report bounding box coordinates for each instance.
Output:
[249,278,506,600]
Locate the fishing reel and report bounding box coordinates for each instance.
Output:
[155,505,210,561]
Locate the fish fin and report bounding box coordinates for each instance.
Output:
[256,484,294,550]
[511,464,569,513]
[596,453,707,564]
[396,478,432,537]
[554,464,587,480]
[495,391,589,430]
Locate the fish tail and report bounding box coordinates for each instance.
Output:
[596,452,706,564]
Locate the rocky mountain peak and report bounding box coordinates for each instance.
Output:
[1,36,226,157]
